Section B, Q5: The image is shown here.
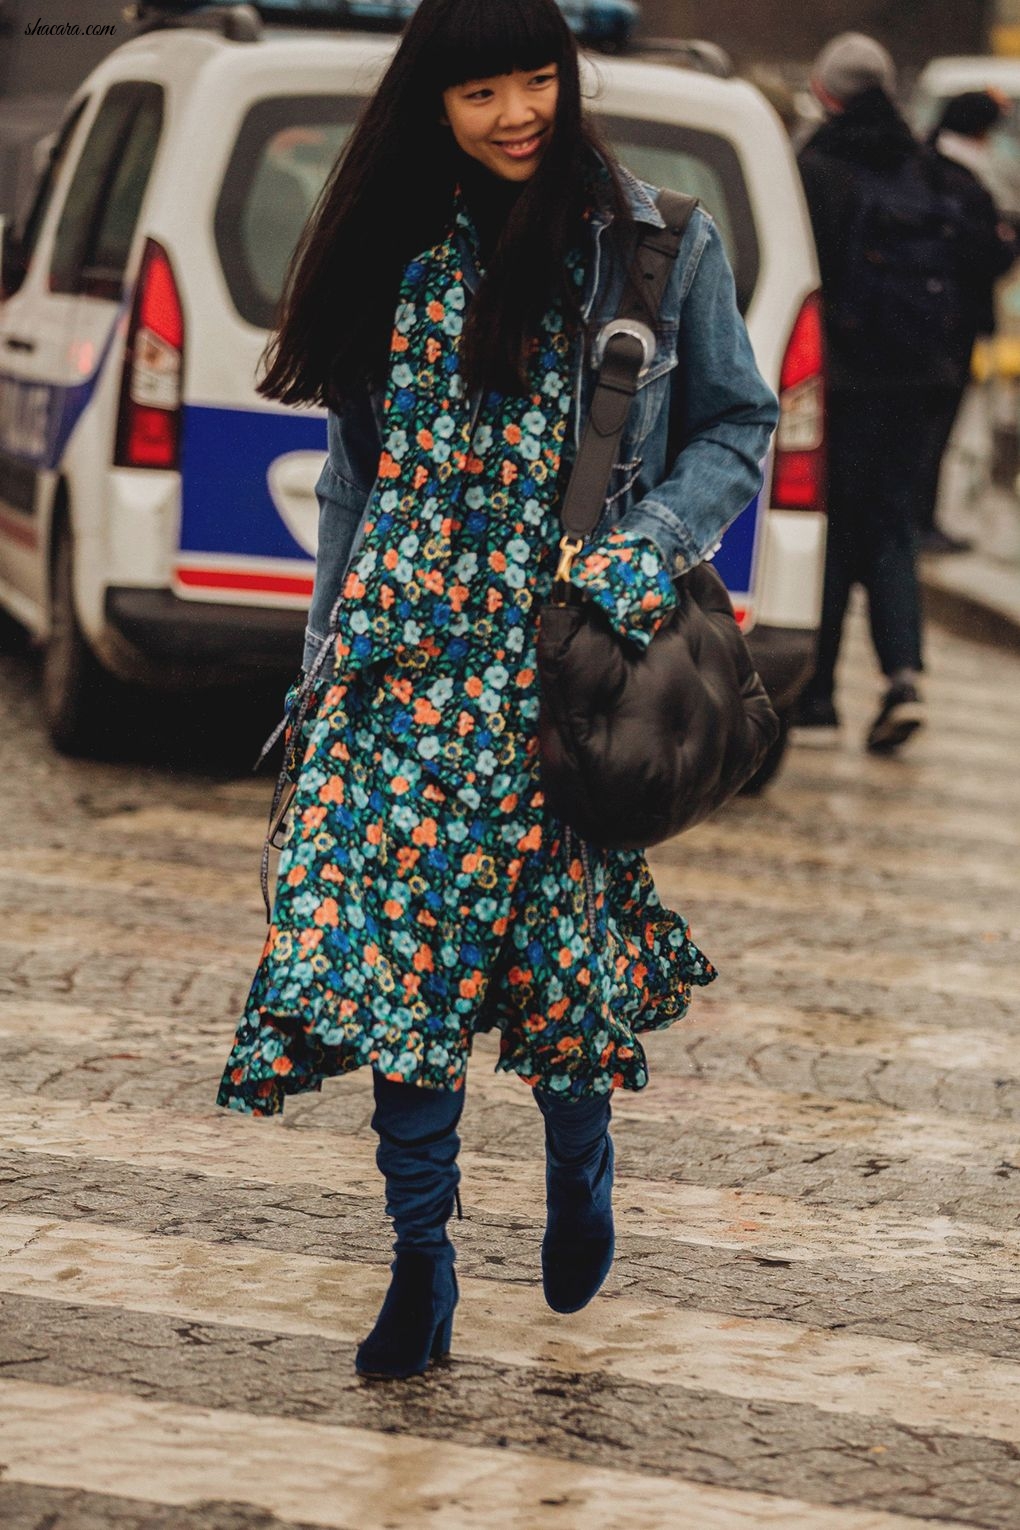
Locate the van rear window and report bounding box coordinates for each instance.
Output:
[215,96,358,331]
[597,115,759,313]
[215,96,758,329]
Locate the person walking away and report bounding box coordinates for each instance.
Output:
[794,33,968,752]
[917,92,1019,553]
[214,0,777,1379]
[933,89,1020,221]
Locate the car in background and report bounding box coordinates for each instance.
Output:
[0,2,824,778]
[557,0,639,52]
[257,0,641,53]
[909,55,1020,218]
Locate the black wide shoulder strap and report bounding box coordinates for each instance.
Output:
[558,189,698,543]
[619,189,699,324]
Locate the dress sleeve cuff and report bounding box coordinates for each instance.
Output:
[568,529,678,651]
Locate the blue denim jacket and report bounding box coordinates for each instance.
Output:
[303,170,778,671]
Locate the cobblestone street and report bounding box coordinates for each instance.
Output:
[1,605,1019,1530]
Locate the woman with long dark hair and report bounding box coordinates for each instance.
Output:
[217,0,777,1379]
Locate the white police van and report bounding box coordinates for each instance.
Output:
[0,0,824,774]
[266,0,640,52]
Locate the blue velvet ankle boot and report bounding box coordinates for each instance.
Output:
[355,1073,464,1380]
[535,1089,615,1314]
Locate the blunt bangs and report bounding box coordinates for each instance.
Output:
[420,0,575,92]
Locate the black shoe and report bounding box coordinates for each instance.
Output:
[542,1135,616,1315]
[536,1091,615,1315]
[790,696,840,741]
[358,1073,463,1380]
[355,1253,458,1380]
[919,528,972,556]
[866,683,926,754]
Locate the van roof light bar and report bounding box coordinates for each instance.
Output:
[636,37,734,77]
[127,3,264,42]
[128,2,641,52]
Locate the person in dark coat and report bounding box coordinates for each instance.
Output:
[932,88,1020,218]
[794,34,976,752]
[917,92,1019,552]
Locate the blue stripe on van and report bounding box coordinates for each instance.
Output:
[182,400,765,596]
[179,403,327,560]
[711,487,761,602]
[0,370,763,612]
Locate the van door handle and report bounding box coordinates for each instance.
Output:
[4,336,36,352]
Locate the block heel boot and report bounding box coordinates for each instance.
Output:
[355,1072,464,1380]
[535,1088,615,1314]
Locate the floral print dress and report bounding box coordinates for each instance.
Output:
[216,206,715,1117]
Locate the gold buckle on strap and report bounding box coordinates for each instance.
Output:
[555,535,585,583]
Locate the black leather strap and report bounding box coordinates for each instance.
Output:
[559,189,698,542]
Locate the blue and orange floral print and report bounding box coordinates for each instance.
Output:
[216,205,714,1116]
[572,528,679,650]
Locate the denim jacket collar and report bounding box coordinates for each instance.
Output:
[594,163,665,233]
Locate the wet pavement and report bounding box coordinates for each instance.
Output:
[1,603,1019,1530]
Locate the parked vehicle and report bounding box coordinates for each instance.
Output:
[0,3,824,771]
[174,1,641,53]
[556,0,639,52]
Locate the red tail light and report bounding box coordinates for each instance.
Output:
[114,238,183,470]
[773,291,826,512]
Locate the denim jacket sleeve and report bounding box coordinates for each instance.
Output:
[617,217,780,576]
[302,392,379,671]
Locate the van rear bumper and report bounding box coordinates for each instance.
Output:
[105,587,305,678]
[745,623,817,714]
[106,588,817,706]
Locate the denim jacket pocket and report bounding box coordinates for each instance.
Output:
[623,326,679,451]
[592,455,645,542]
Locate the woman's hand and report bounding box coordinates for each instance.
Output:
[568,528,679,651]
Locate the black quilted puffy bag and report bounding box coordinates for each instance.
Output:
[536,191,779,852]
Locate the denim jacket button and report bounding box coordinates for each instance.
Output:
[673,553,687,573]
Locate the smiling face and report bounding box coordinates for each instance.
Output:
[442,64,560,182]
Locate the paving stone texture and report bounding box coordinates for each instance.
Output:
[0,609,1019,1529]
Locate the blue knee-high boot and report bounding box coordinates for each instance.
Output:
[535,1088,615,1314]
[355,1073,464,1380]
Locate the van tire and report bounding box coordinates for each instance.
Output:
[42,520,114,755]
[739,712,790,796]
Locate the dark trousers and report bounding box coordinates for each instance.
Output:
[806,389,926,703]
[370,1075,611,1242]
[913,382,967,537]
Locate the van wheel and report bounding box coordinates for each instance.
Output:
[42,521,113,755]
[739,712,790,796]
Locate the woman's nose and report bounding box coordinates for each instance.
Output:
[497,89,538,129]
